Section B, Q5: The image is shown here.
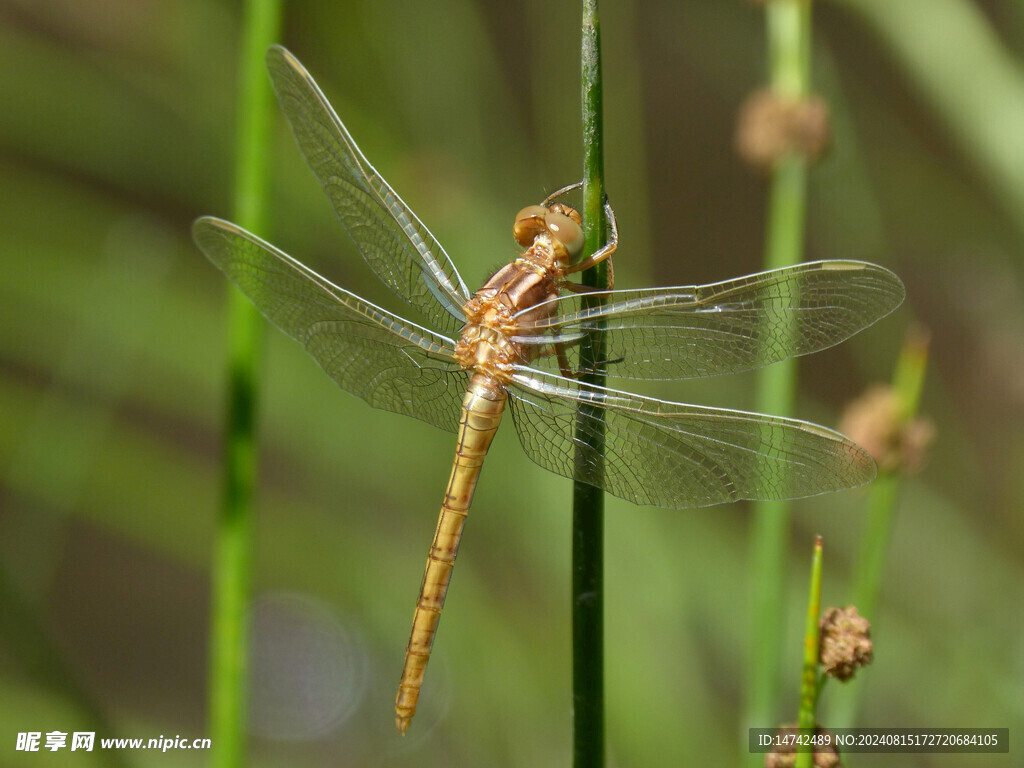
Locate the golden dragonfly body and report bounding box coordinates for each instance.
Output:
[194,46,905,733]
[396,196,606,731]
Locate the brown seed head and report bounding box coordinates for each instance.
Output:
[736,89,831,170]
[765,726,841,768]
[819,606,873,682]
[839,386,935,473]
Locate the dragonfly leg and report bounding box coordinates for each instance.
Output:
[541,181,583,207]
[556,342,576,380]
[529,340,582,379]
[537,340,623,380]
[558,257,615,292]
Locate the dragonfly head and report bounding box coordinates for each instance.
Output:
[513,204,585,265]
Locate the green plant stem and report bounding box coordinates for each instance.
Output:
[208,2,283,767]
[830,328,929,727]
[746,2,813,762]
[794,537,824,768]
[573,1,608,766]
[850,474,897,622]
[854,330,930,616]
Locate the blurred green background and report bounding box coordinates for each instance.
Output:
[1,0,1021,766]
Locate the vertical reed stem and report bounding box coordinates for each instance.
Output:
[208,3,283,766]
[794,537,824,768]
[746,1,813,761]
[829,328,929,727]
[573,1,609,765]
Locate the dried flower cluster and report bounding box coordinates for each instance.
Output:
[765,726,841,768]
[839,385,935,473]
[736,89,830,170]
[819,606,873,681]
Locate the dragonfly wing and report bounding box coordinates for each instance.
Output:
[507,369,874,508]
[194,217,467,433]
[266,45,470,336]
[512,260,904,380]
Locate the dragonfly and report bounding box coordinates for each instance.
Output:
[194,45,904,734]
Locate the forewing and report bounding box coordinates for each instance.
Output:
[266,45,470,335]
[194,217,466,432]
[508,369,875,508]
[512,261,905,380]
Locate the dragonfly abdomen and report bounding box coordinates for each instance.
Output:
[395,373,507,733]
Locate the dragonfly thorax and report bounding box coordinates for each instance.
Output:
[453,322,519,383]
[455,241,569,381]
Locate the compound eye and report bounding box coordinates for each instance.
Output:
[549,203,582,227]
[544,212,585,258]
[513,205,548,247]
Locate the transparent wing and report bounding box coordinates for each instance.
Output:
[511,261,905,380]
[508,368,875,508]
[266,45,470,335]
[194,217,467,432]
